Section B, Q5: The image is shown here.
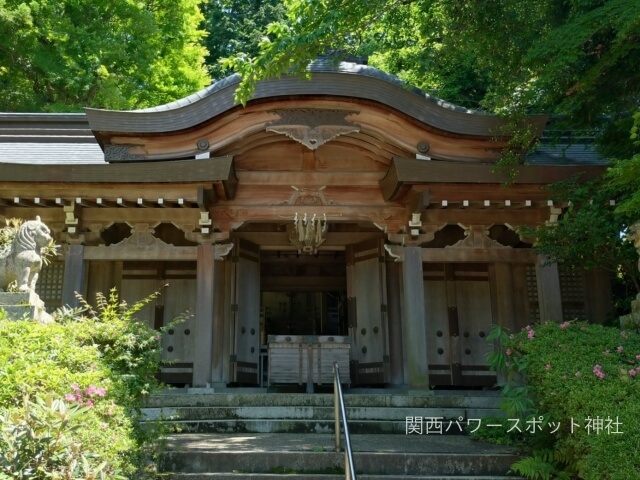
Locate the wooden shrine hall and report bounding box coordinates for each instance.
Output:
[0,61,611,390]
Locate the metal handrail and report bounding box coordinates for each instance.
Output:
[333,362,357,480]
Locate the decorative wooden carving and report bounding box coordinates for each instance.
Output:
[275,186,337,206]
[84,222,199,260]
[384,244,404,262]
[104,145,144,162]
[447,224,509,249]
[114,223,166,248]
[266,109,360,150]
[387,224,444,247]
[214,243,234,260]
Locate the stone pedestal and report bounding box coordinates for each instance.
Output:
[620,294,640,330]
[0,291,53,324]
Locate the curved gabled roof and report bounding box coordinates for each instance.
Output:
[85,59,547,138]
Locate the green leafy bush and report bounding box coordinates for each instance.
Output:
[0,289,175,478]
[0,396,122,480]
[488,322,640,480]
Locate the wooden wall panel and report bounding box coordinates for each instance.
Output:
[424,277,451,382]
[353,256,384,363]
[456,279,493,372]
[120,278,160,327]
[231,241,261,384]
[162,279,197,365]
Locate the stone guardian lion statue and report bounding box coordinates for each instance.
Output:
[0,217,53,292]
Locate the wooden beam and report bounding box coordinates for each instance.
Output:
[210,205,406,224]
[0,156,236,184]
[261,276,347,290]
[96,198,115,207]
[84,245,197,261]
[237,171,383,187]
[197,186,217,210]
[380,157,607,201]
[235,231,384,247]
[423,208,547,225]
[421,248,536,263]
[408,189,430,213]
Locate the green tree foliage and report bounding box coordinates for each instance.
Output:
[523,178,638,290]
[223,0,640,120]
[605,112,640,219]
[201,0,285,81]
[0,0,210,112]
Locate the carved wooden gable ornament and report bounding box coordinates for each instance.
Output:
[265,109,360,150]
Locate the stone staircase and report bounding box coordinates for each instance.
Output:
[145,390,524,479]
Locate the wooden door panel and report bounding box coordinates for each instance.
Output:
[232,239,260,384]
[354,256,383,360]
[161,278,196,384]
[424,278,452,385]
[349,239,389,384]
[456,278,495,385]
[423,262,496,387]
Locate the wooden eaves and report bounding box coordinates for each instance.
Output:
[0,156,238,200]
[380,157,608,202]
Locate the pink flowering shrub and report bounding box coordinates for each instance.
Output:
[0,289,174,478]
[487,322,640,480]
[64,383,107,407]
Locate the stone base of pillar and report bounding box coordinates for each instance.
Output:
[0,291,53,324]
[620,294,640,329]
[407,389,435,396]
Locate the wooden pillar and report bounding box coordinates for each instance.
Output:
[62,244,86,308]
[386,260,404,385]
[86,261,116,306]
[193,244,215,387]
[211,259,226,386]
[535,255,563,323]
[491,263,517,332]
[401,246,429,389]
[585,269,613,324]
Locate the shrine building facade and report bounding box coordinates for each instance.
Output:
[0,61,610,390]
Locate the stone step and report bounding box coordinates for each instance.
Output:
[163,451,520,475]
[169,476,523,480]
[160,433,523,478]
[144,405,497,422]
[159,418,482,435]
[144,392,502,434]
[147,392,502,410]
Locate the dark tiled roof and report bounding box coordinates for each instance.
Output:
[526,142,607,166]
[84,61,548,138]
[0,113,104,165]
[0,69,607,168]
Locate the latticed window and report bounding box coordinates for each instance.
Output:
[35,261,64,312]
[525,264,541,323]
[559,266,587,321]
